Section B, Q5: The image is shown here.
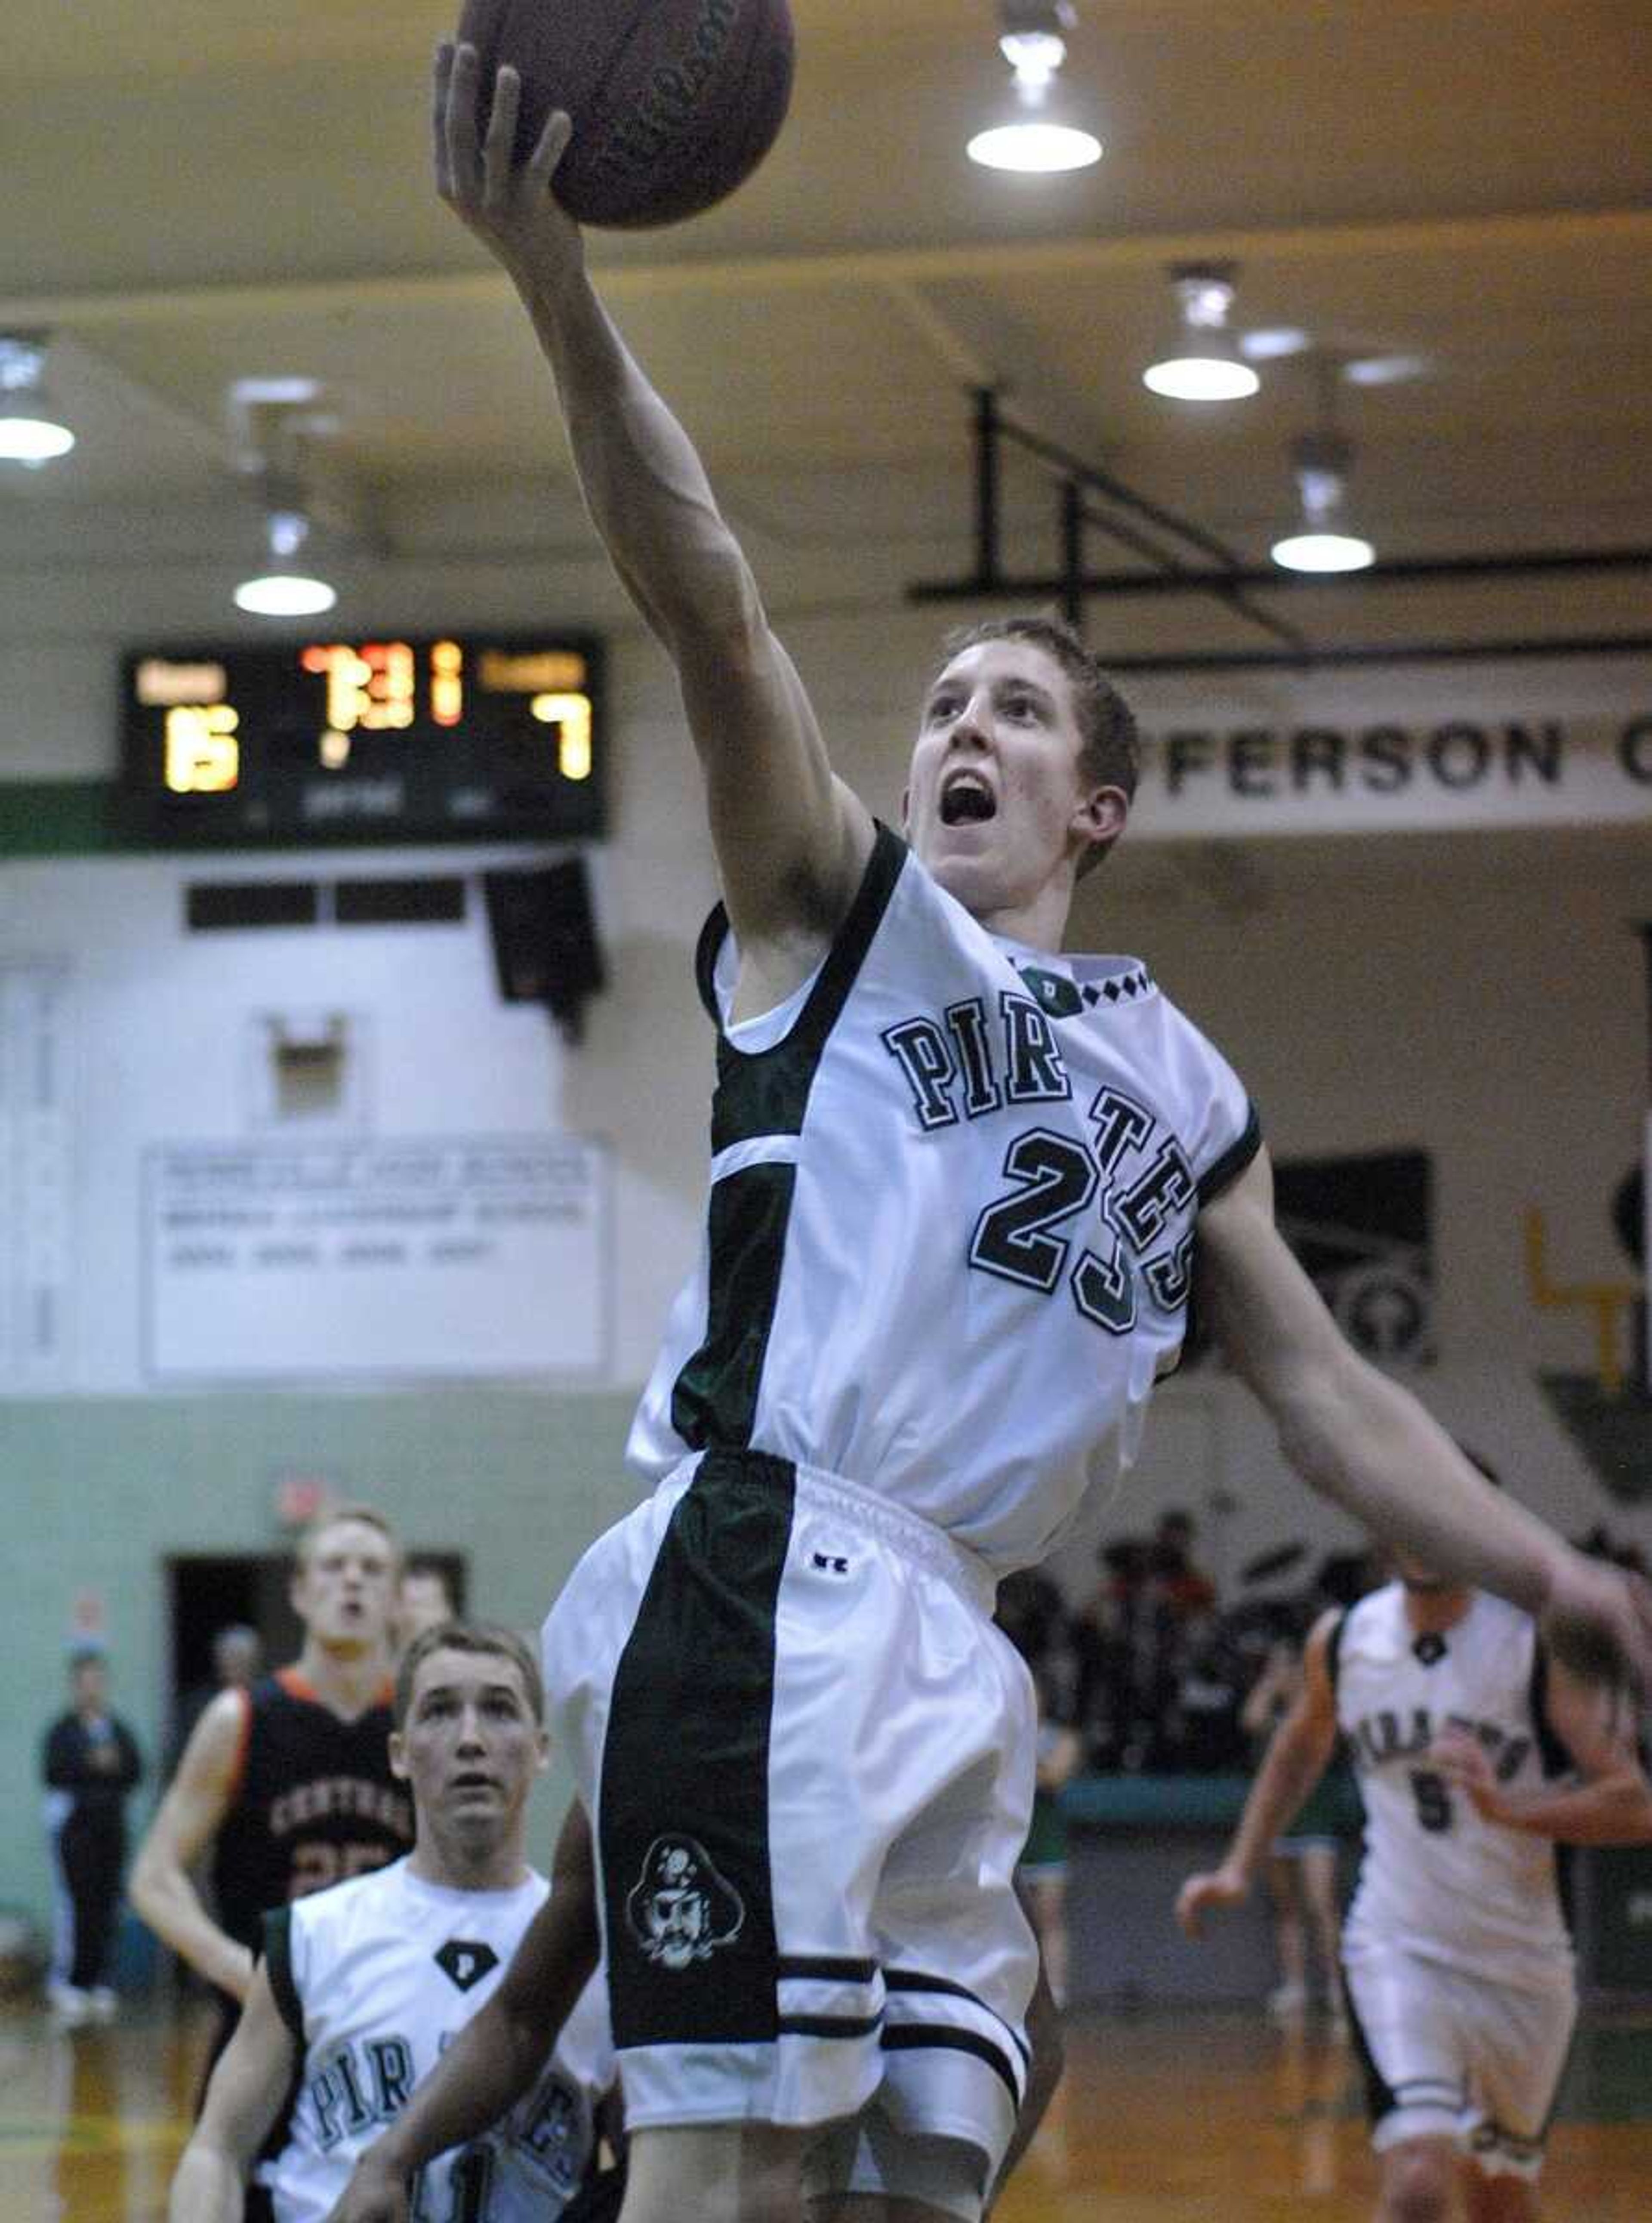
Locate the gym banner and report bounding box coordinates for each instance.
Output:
[1131,707,1652,837]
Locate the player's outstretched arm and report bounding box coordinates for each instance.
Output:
[1176,1610,1342,1939]
[169,1966,296,2222]
[1432,1654,1652,1845]
[432,43,873,986]
[325,1801,601,2223]
[130,1688,256,2002]
[1195,1149,1652,1696]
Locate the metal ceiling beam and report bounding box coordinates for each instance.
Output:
[936,388,1315,658]
[1079,634,1652,674]
[909,546,1652,603]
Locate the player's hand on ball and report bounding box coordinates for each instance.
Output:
[323,2149,410,2223]
[1176,1865,1248,1938]
[1428,1726,1499,1819]
[1541,1553,1652,1711]
[434,41,583,282]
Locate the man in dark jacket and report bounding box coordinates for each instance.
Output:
[42,1645,144,2026]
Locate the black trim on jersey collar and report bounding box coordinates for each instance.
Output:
[704,823,907,1155]
[1324,1609,1347,1692]
[1196,1099,1263,1207]
[692,821,908,1041]
[1077,965,1153,1011]
[692,902,729,1027]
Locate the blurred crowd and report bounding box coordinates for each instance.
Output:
[997,1508,1649,1780]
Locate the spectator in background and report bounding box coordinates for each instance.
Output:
[1239,1633,1349,2026]
[1018,1692,1083,2008]
[173,1625,264,1769]
[395,1561,459,1654]
[998,1572,1084,2006]
[41,1644,144,2028]
[1150,1509,1218,1622]
[1072,1539,1176,1771]
[1162,1603,1249,1773]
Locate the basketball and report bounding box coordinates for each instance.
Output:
[456,0,796,229]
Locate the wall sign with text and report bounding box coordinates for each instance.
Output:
[1134,709,1652,837]
[143,1135,609,1382]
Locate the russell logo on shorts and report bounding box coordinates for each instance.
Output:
[626,1834,746,1970]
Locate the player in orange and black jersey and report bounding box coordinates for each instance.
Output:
[209,1662,414,1974]
[133,1506,412,2127]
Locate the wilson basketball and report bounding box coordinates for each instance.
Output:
[457,0,796,229]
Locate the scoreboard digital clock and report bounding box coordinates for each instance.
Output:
[120,633,605,846]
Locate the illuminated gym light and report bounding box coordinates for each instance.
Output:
[968,2,1103,174]
[1270,434,1376,574]
[234,504,337,618]
[967,119,1102,172]
[1240,327,1311,364]
[1269,528,1376,574]
[1143,267,1261,402]
[0,333,76,465]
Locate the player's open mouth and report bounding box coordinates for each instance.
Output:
[940,772,996,825]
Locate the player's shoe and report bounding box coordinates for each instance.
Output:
[48,1982,92,2028]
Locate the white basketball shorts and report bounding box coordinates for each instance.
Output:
[542,1447,1039,2184]
[1343,1942,1577,2180]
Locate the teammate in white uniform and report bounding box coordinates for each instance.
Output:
[170,1624,614,2223]
[1177,1512,1652,2222]
[325,48,1652,2223]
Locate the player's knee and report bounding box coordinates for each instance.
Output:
[623,2122,810,2223]
[1380,2141,1456,2223]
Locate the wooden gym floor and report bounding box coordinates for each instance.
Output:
[6,1997,1650,2221]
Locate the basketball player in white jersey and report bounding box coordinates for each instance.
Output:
[171,1623,615,2223]
[1177,1492,1652,2222]
[323,48,1652,2223]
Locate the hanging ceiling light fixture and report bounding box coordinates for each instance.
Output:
[1270,427,1376,574]
[228,392,340,617]
[1141,265,1261,402]
[234,496,338,617]
[0,332,77,466]
[967,1,1102,174]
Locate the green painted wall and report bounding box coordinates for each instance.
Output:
[5,1386,642,1944]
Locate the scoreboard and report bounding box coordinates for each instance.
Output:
[120,633,605,846]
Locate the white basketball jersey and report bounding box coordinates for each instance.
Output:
[262,1857,612,2223]
[1337,1585,1574,1991]
[629,827,1257,1575]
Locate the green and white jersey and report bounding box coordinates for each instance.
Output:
[629,826,1258,1576]
[1337,1584,1574,1992]
[262,1858,610,2223]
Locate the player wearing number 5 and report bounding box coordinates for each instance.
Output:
[133,1508,413,2102]
[1177,1494,1652,2223]
[170,1622,614,2223]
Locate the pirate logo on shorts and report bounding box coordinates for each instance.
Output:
[625,1833,745,1970]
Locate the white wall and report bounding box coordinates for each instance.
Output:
[4,610,1649,1547]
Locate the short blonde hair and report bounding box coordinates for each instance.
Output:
[394,1622,544,1730]
[293,1502,402,1577]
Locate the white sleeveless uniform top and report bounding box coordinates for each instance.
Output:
[262,1857,612,2223]
[629,827,1257,1577]
[1337,1585,1574,1992]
